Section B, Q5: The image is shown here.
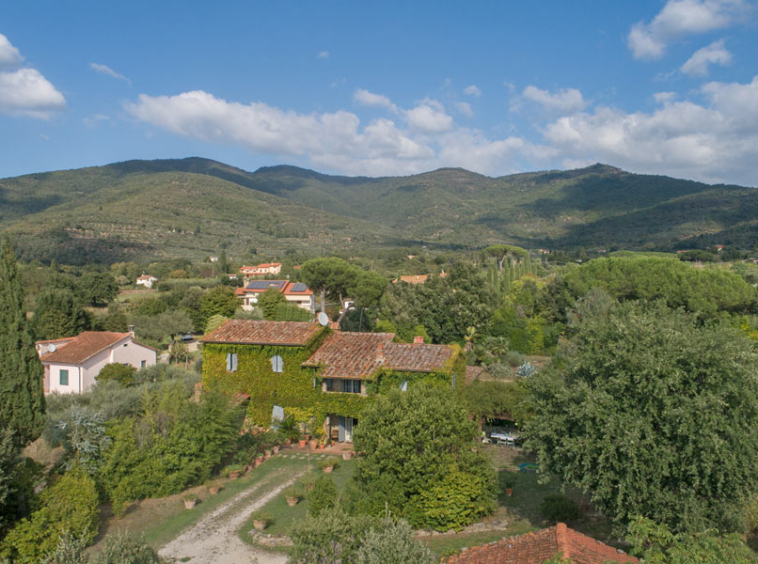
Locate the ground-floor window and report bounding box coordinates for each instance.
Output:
[60,369,69,386]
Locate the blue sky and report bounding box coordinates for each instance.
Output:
[1,1,757,185]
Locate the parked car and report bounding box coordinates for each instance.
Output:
[180,333,194,342]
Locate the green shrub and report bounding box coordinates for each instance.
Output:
[96,363,137,387]
[41,532,87,564]
[1,469,99,563]
[411,468,493,531]
[91,533,165,564]
[318,457,340,470]
[355,515,434,564]
[251,511,273,523]
[283,485,305,500]
[309,475,338,517]
[540,494,581,523]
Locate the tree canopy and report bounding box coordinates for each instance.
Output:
[526,300,758,532]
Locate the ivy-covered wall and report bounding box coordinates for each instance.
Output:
[202,337,463,434]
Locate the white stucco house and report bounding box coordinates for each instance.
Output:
[136,274,158,288]
[36,331,158,395]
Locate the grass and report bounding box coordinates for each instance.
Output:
[240,456,355,543]
[90,454,310,554]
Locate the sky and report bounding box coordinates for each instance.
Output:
[1,1,757,186]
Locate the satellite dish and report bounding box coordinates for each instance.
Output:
[317,312,329,326]
[48,344,57,353]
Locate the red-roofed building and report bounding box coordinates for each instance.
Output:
[240,262,282,280]
[443,523,637,564]
[201,320,463,443]
[36,331,157,395]
[236,280,315,313]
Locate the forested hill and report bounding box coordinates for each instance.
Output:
[1,157,757,264]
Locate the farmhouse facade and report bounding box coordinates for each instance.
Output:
[37,331,158,395]
[201,319,463,442]
[235,280,315,313]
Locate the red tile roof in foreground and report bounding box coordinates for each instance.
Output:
[39,332,132,364]
[201,319,323,346]
[443,524,638,564]
[303,331,454,379]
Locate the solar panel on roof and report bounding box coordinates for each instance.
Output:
[246,280,286,290]
[291,283,307,292]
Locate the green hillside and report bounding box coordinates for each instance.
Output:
[0,157,756,263]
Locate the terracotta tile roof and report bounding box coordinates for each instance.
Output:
[201,319,323,346]
[38,332,131,364]
[303,332,454,379]
[443,524,638,564]
[303,332,395,379]
[283,282,313,295]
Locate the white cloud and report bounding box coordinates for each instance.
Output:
[0,68,66,119]
[463,85,481,97]
[681,39,731,76]
[83,113,111,128]
[628,0,748,60]
[0,33,65,119]
[653,91,678,104]
[318,50,330,59]
[353,89,398,113]
[542,75,758,184]
[456,102,473,117]
[89,62,130,84]
[0,33,22,69]
[405,99,453,133]
[520,85,587,114]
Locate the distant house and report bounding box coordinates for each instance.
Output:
[240,262,282,281]
[443,523,638,564]
[235,280,315,313]
[201,320,463,442]
[36,331,158,395]
[209,255,219,263]
[136,274,158,288]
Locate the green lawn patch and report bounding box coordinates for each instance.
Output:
[240,456,355,543]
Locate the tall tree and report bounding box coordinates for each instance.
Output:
[0,239,45,446]
[301,257,356,313]
[526,301,758,532]
[31,288,90,340]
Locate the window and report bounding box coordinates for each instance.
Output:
[226,353,238,372]
[325,378,336,392]
[60,369,69,386]
[141,360,146,369]
[344,380,361,394]
[270,355,283,373]
[400,380,408,392]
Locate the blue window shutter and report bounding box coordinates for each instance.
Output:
[232,353,238,372]
[401,380,408,391]
[226,353,231,371]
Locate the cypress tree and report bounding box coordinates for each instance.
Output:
[0,238,45,446]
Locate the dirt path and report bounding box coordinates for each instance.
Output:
[159,470,305,564]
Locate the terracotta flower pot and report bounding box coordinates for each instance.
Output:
[318,443,325,450]
[184,498,198,509]
[272,445,280,454]
[286,496,299,507]
[254,457,263,467]
[209,486,221,495]
[253,519,268,531]
[309,439,318,450]
[228,471,241,480]
[342,452,353,460]
[322,466,334,474]
[506,488,513,497]
[298,439,307,448]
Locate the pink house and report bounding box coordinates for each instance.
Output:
[36,331,158,395]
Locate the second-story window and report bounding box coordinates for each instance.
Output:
[226,353,238,372]
[344,379,361,394]
[271,355,284,373]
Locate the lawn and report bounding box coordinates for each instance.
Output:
[90,454,310,554]
[240,455,355,543]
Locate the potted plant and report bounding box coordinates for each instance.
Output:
[298,473,316,492]
[298,437,307,448]
[251,511,273,531]
[283,485,304,506]
[264,448,272,457]
[208,485,222,495]
[224,464,243,480]
[272,444,280,454]
[184,493,198,509]
[502,472,517,497]
[319,456,340,474]
[254,454,265,467]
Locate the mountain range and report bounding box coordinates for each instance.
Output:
[1,157,756,264]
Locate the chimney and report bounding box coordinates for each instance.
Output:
[413,336,424,344]
[376,343,385,364]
